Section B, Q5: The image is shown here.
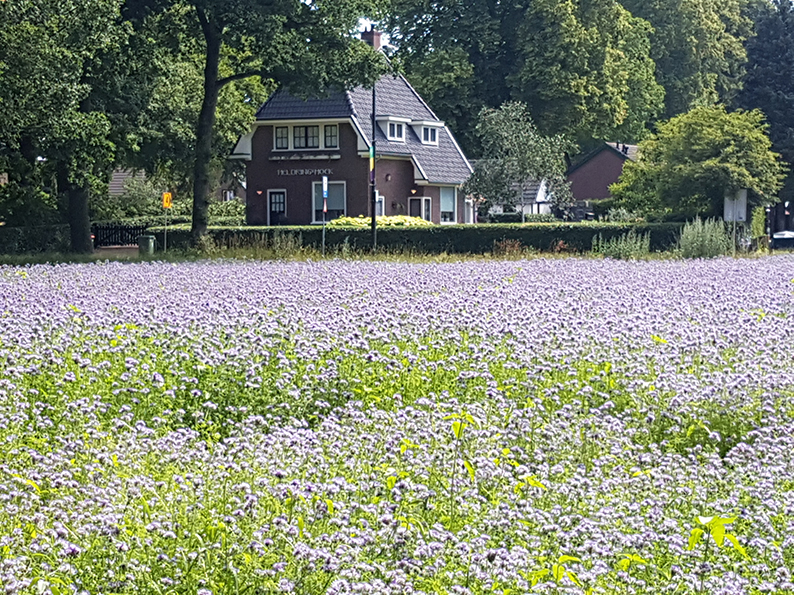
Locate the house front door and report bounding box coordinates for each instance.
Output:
[268,191,286,225]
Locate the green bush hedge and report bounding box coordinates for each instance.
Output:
[93,215,245,227]
[0,225,71,254]
[148,222,684,254]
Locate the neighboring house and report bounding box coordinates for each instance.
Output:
[567,142,638,202]
[487,179,552,217]
[108,169,244,202]
[230,30,474,226]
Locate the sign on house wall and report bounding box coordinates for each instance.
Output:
[277,168,334,177]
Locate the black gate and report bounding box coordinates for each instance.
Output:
[91,224,149,248]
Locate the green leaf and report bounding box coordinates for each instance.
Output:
[558,555,581,564]
[618,559,631,571]
[688,528,704,550]
[452,420,466,439]
[712,523,726,547]
[725,534,750,560]
[463,460,476,482]
[386,476,397,490]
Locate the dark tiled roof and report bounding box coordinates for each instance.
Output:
[255,90,352,120]
[567,142,639,175]
[254,75,472,185]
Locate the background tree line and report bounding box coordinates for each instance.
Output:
[0,0,792,250]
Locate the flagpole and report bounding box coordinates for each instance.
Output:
[370,79,377,251]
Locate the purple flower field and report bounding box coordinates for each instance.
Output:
[2,256,794,595]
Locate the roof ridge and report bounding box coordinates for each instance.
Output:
[345,89,358,119]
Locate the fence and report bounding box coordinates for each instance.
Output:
[91,224,149,248]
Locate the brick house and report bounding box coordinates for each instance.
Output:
[567,142,638,202]
[230,31,473,226]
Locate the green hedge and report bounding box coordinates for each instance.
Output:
[148,222,684,254]
[0,225,71,254]
[93,216,245,227]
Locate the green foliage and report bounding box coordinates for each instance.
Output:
[620,0,751,118]
[592,229,651,259]
[0,225,70,254]
[464,102,574,214]
[751,205,768,239]
[524,213,558,223]
[611,106,787,218]
[515,0,664,142]
[327,215,433,228]
[148,222,684,254]
[679,217,732,258]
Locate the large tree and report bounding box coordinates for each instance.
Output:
[620,0,751,119]
[735,1,794,171]
[125,0,387,245]
[0,0,130,252]
[385,0,525,154]
[386,0,663,154]
[611,106,786,218]
[464,102,575,215]
[513,0,664,143]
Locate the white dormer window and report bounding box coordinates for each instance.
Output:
[388,122,404,141]
[422,127,437,145]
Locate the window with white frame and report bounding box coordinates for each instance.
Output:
[440,187,456,223]
[387,122,405,141]
[312,180,346,222]
[422,127,438,145]
[409,196,432,221]
[324,125,338,148]
[275,127,289,150]
[376,193,385,216]
[294,125,320,149]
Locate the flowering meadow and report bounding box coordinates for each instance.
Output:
[2,256,794,595]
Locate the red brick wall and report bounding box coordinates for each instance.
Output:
[246,123,370,225]
[568,149,628,201]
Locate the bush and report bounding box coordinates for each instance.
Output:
[679,217,732,258]
[327,215,433,228]
[485,212,523,223]
[0,225,71,254]
[592,229,651,259]
[148,222,684,255]
[523,213,557,223]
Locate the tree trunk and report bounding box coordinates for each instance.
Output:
[57,164,93,254]
[191,7,222,247]
[68,184,93,254]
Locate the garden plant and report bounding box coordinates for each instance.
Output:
[1,256,794,594]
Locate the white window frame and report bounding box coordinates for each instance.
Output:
[422,127,438,145]
[311,180,347,224]
[273,123,342,151]
[409,196,432,222]
[440,187,457,224]
[376,193,385,217]
[387,122,405,141]
[267,189,287,226]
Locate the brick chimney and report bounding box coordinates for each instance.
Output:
[361,27,382,50]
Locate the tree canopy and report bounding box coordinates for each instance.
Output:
[619,0,751,118]
[125,0,388,244]
[464,102,574,215]
[735,0,794,198]
[611,106,786,218]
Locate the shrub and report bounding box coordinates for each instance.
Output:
[326,215,433,228]
[679,217,732,258]
[148,222,684,255]
[523,213,558,223]
[485,212,523,223]
[592,229,651,259]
